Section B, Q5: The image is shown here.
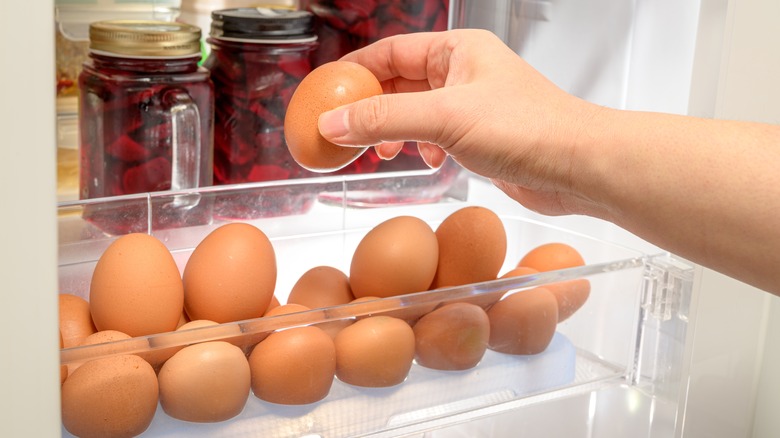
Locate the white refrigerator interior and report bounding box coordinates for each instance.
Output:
[2,0,779,437]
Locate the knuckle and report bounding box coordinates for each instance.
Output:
[353,96,390,139]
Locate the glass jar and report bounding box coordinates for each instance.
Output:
[300,0,462,206]
[78,20,214,234]
[204,7,319,218]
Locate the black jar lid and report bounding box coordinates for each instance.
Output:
[210,7,315,41]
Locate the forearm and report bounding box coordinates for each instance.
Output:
[581,107,780,294]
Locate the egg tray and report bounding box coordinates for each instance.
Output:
[58,176,650,437]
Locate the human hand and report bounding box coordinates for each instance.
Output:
[317,29,603,217]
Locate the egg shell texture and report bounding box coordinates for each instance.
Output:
[431,206,507,289]
[283,61,382,172]
[249,326,336,405]
[158,341,251,423]
[89,233,184,337]
[61,354,158,438]
[413,302,490,371]
[487,287,558,355]
[183,223,277,323]
[350,216,439,298]
[334,316,416,387]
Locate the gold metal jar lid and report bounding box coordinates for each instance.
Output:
[89,20,201,57]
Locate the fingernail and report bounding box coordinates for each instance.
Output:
[377,142,403,160]
[318,107,349,140]
[420,146,436,168]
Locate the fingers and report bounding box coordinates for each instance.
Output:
[318,90,448,147]
[375,142,405,160]
[418,142,447,169]
[339,32,451,85]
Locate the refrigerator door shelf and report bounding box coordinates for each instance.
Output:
[57,174,695,437]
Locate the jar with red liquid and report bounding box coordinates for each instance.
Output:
[300,0,462,206]
[78,20,214,234]
[204,7,319,218]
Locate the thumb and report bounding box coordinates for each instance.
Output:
[318,92,443,147]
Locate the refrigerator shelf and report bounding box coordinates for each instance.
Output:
[57,174,687,437]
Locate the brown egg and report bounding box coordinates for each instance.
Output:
[518,242,585,271]
[479,266,540,310]
[413,303,490,371]
[249,326,336,405]
[148,319,245,369]
[265,303,310,317]
[90,233,184,337]
[60,331,67,385]
[183,223,276,323]
[70,330,149,374]
[518,243,591,322]
[80,329,132,346]
[176,310,190,328]
[487,287,558,355]
[284,60,383,172]
[501,266,540,279]
[158,341,251,423]
[288,266,355,308]
[334,316,415,387]
[265,295,281,314]
[350,216,439,299]
[349,296,434,324]
[61,354,158,438]
[59,293,96,348]
[431,206,507,289]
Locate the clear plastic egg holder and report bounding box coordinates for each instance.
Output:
[58,170,656,437]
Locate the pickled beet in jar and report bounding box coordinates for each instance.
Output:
[78,20,215,234]
[79,21,214,199]
[205,7,317,186]
[205,7,319,219]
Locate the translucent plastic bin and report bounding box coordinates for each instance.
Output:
[58,174,691,437]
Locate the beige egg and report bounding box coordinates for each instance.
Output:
[249,325,336,405]
[431,206,507,289]
[59,293,96,348]
[158,341,251,423]
[413,302,490,371]
[61,354,158,438]
[183,223,277,323]
[284,61,383,172]
[487,287,558,355]
[288,266,354,308]
[90,233,184,337]
[334,316,415,387]
[350,216,439,299]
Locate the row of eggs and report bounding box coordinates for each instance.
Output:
[59,206,590,437]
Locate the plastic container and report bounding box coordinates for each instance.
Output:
[56,175,693,437]
[78,20,215,234]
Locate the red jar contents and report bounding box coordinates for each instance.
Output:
[303,0,449,68]
[302,0,461,206]
[78,21,214,234]
[205,8,319,219]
